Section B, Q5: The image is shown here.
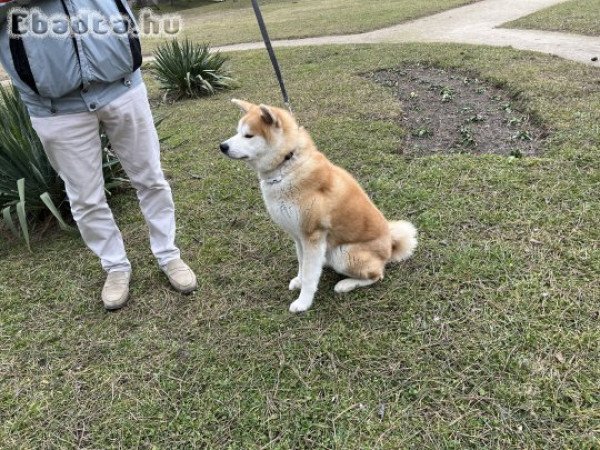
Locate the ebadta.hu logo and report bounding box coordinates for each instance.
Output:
[7,6,182,39]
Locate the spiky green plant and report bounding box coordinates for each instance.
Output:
[0,84,127,248]
[0,85,63,217]
[152,39,237,99]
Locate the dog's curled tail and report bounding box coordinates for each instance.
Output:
[389,220,418,262]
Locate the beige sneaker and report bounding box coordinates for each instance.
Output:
[162,259,197,294]
[101,271,131,310]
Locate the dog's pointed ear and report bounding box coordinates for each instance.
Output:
[231,99,253,113]
[259,104,279,127]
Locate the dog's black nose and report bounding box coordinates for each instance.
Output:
[220,142,229,154]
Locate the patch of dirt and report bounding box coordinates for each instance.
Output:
[370,65,547,157]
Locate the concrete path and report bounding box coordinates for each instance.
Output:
[216,0,600,66]
[1,0,597,85]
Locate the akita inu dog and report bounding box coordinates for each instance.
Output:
[220,100,417,313]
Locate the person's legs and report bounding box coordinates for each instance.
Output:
[31,112,131,273]
[97,84,181,267]
[98,84,196,293]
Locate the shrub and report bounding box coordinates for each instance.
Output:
[152,39,236,99]
[0,84,126,249]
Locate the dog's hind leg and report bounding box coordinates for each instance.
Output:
[332,246,385,294]
[334,277,378,293]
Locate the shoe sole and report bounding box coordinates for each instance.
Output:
[103,294,129,311]
[173,285,197,295]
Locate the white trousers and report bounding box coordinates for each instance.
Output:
[31,84,180,272]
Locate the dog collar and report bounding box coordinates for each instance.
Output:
[263,151,295,185]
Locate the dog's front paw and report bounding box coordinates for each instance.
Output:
[289,298,311,313]
[288,276,302,290]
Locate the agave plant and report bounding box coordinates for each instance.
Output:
[152,39,237,99]
[0,85,63,217]
[0,84,127,249]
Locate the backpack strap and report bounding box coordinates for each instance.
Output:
[114,0,142,72]
[8,11,39,94]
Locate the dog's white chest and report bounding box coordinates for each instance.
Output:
[261,184,302,236]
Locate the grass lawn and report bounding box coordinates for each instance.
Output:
[504,0,600,36]
[0,0,476,81]
[1,43,599,447]
[140,0,478,52]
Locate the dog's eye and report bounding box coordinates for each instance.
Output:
[244,134,254,139]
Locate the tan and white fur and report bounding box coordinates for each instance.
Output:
[220,100,417,313]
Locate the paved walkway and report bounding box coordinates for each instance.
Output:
[1,0,597,86]
[216,0,600,66]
